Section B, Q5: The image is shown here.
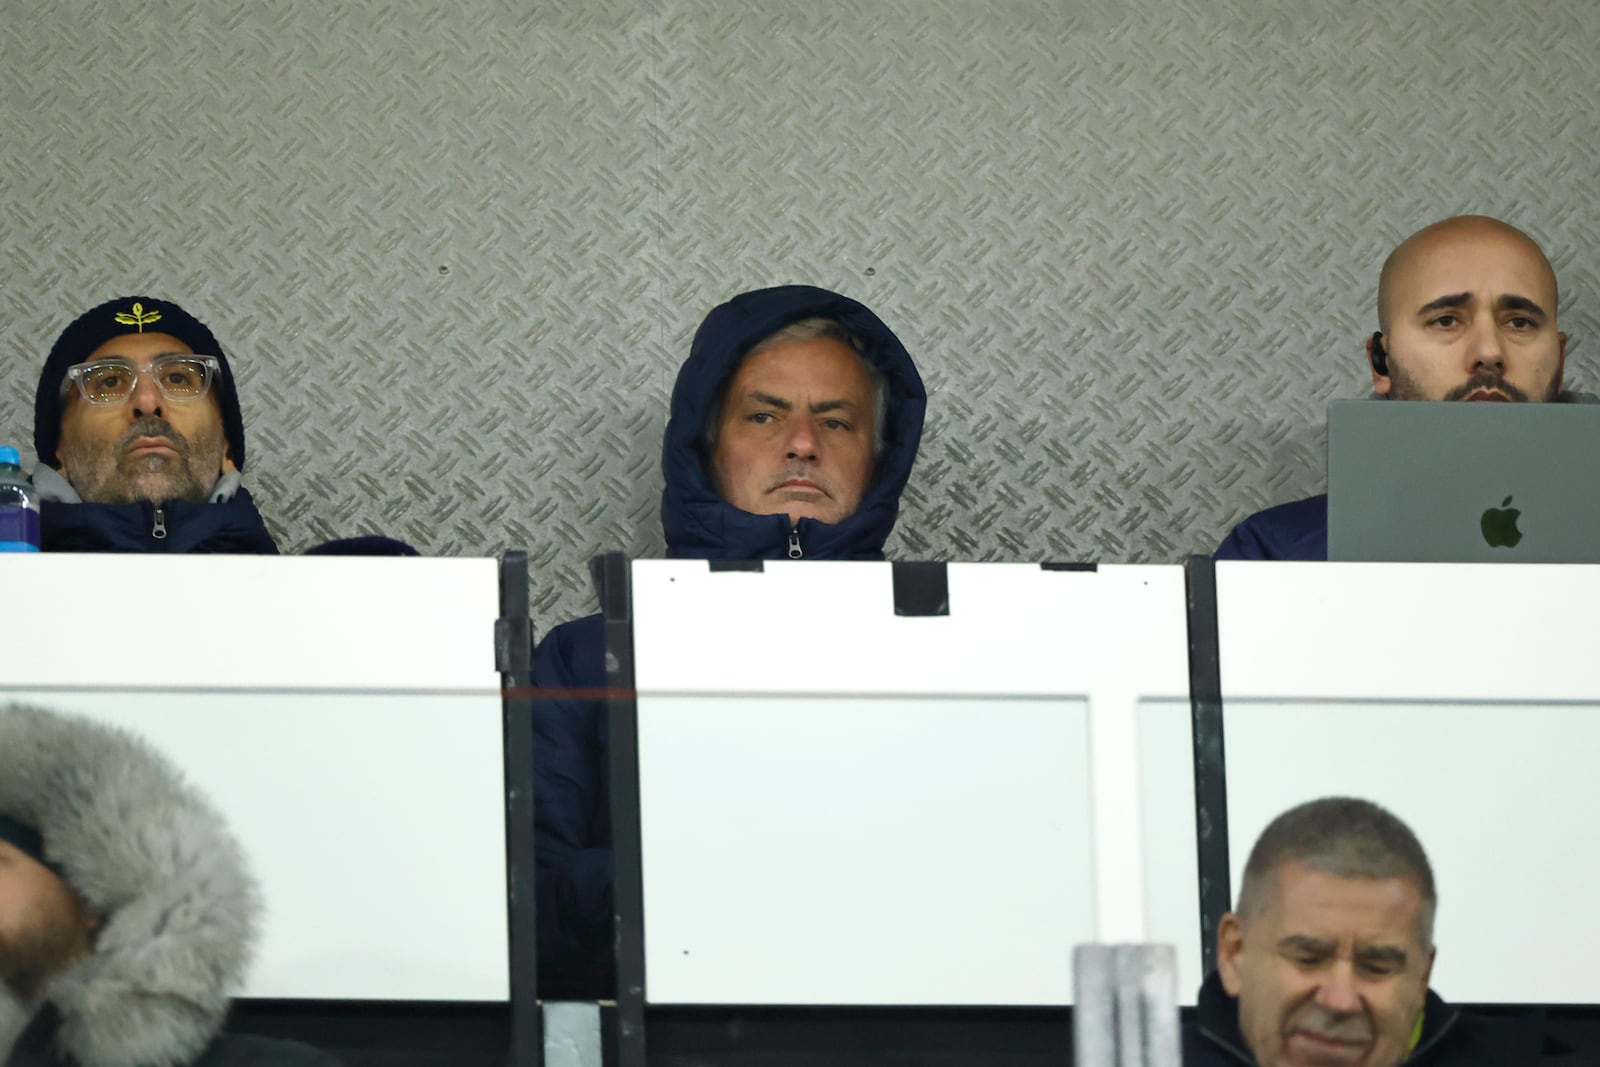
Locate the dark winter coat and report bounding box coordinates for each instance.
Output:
[34,467,279,554]
[1213,494,1327,561]
[1183,971,1541,1066]
[7,1008,337,1067]
[0,704,341,1067]
[1212,391,1600,562]
[532,285,926,998]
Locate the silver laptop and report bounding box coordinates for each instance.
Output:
[1327,399,1600,563]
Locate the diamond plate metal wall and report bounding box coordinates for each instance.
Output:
[3,0,1598,626]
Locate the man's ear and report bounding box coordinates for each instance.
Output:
[54,408,73,478]
[1217,912,1246,994]
[1369,334,1393,396]
[1422,943,1436,988]
[1557,332,1569,394]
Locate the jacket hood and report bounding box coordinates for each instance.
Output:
[660,285,926,561]
[0,703,259,1067]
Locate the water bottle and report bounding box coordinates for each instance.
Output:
[0,446,40,552]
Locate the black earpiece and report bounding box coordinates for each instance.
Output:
[1369,332,1389,377]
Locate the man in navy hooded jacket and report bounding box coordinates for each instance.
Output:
[29,296,279,554]
[532,285,926,998]
[1215,215,1571,561]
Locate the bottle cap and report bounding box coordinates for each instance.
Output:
[0,446,19,467]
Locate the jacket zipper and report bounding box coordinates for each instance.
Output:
[788,526,803,559]
[151,506,167,540]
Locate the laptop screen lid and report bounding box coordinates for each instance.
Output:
[1327,399,1600,563]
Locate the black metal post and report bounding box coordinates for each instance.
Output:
[498,551,541,1067]
[599,552,646,1067]
[1184,554,1230,978]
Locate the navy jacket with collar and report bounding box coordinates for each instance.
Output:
[35,471,414,556]
[1183,971,1541,1066]
[532,285,926,998]
[1213,391,1600,562]
[1213,493,1327,562]
[41,490,279,555]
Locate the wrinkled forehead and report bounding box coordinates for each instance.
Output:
[726,336,875,397]
[1257,862,1430,946]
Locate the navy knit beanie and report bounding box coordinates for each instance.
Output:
[34,296,247,472]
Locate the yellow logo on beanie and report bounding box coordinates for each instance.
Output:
[112,302,162,332]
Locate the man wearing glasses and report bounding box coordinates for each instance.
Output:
[30,296,278,553]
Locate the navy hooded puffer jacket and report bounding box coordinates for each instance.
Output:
[531,286,925,998]
[41,492,280,554]
[660,285,925,560]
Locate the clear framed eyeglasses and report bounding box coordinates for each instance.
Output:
[63,354,220,406]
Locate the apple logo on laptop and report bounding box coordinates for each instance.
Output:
[1481,495,1523,549]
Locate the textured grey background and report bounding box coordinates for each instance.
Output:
[3,0,1598,626]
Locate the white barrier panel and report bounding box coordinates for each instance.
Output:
[630,560,1198,1006]
[0,555,509,1002]
[1217,561,1600,1005]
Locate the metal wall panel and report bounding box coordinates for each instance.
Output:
[3,0,1597,626]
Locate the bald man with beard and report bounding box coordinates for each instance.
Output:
[1215,215,1577,561]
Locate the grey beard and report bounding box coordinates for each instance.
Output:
[58,416,223,505]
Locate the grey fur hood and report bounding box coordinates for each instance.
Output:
[0,703,258,1067]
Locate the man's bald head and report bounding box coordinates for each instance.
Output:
[1377,215,1558,334]
[1371,214,1566,403]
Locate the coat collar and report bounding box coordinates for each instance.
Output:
[1191,970,1459,1066]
